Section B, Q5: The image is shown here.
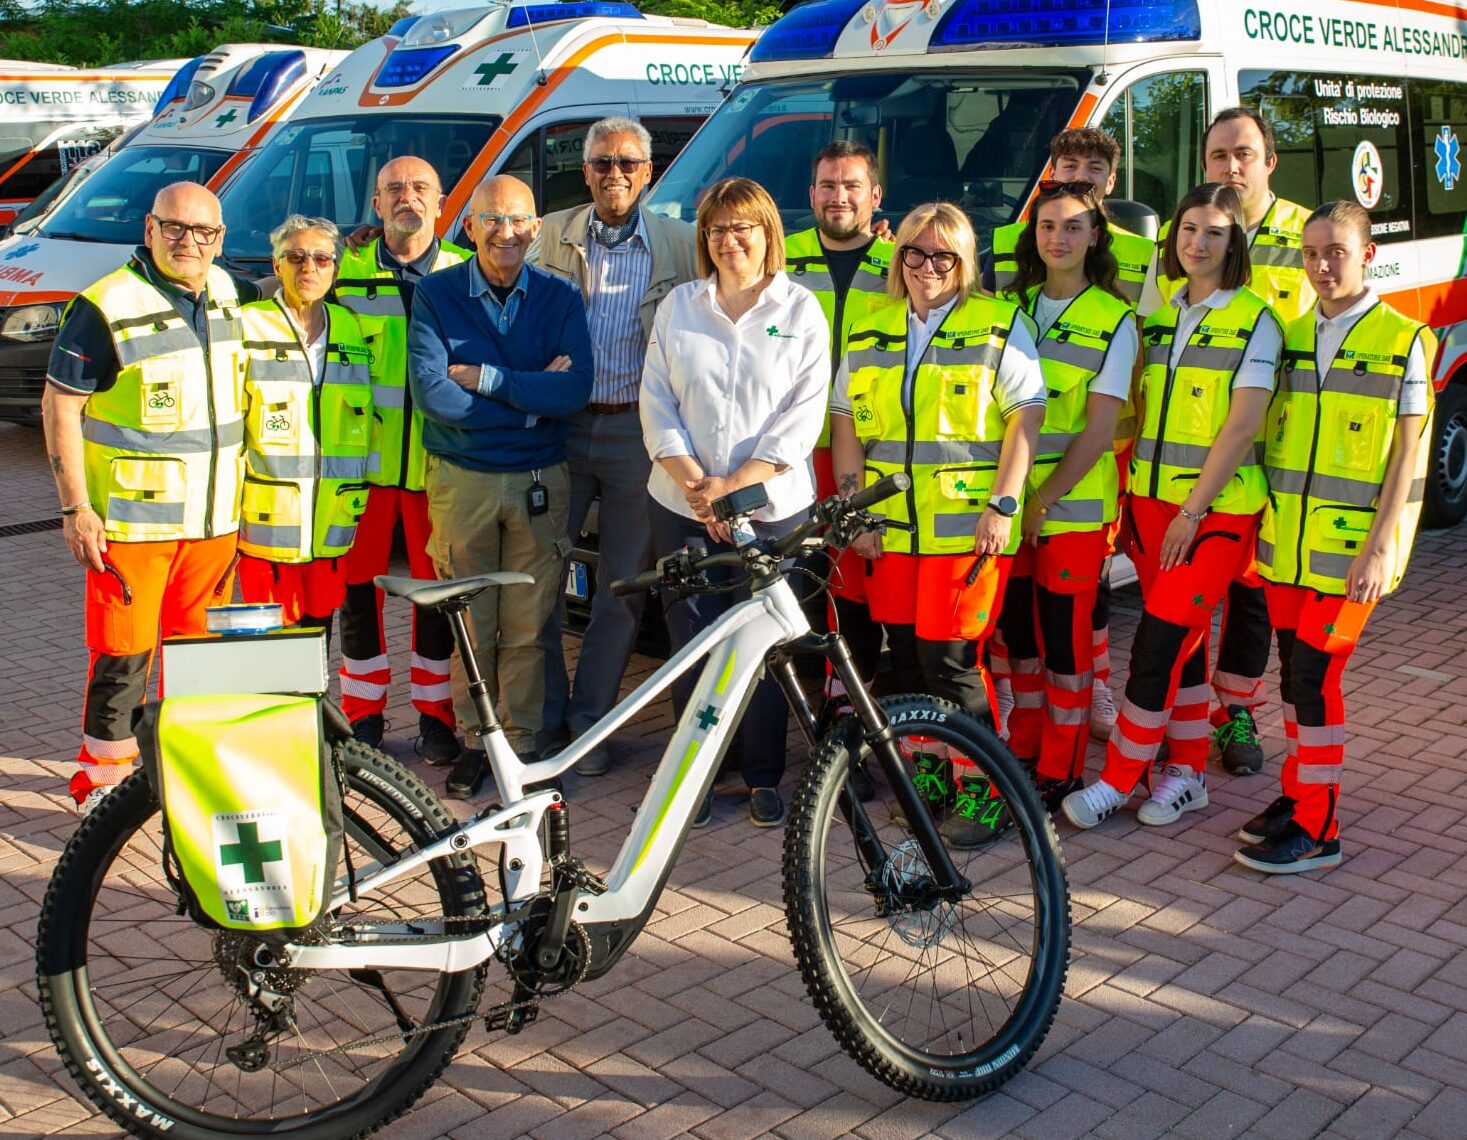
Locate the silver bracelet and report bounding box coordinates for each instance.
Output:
[1178,505,1208,523]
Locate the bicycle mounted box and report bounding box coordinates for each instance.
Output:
[160,625,330,697]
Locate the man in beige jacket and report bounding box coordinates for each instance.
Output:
[533,116,698,774]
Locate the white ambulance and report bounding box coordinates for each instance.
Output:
[647,0,1467,525]
[0,44,345,423]
[213,2,756,273]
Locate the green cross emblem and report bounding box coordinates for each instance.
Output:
[1059,568,1072,580]
[696,704,720,731]
[953,478,968,492]
[214,107,237,128]
[1324,622,1336,634]
[220,822,283,885]
[1193,594,1205,606]
[475,53,519,85]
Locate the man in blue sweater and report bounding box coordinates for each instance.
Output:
[408,175,593,798]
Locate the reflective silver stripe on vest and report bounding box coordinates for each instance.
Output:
[791,268,835,293]
[1320,366,1404,401]
[1263,467,1378,506]
[209,317,242,343]
[1178,344,1245,372]
[1133,436,1211,469]
[1145,341,1169,367]
[371,384,406,409]
[240,521,302,548]
[930,343,1003,370]
[1251,244,1305,269]
[106,498,187,525]
[324,523,358,548]
[865,439,1004,465]
[1279,367,1316,394]
[1041,338,1108,372]
[84,418,245,453]
[115,325,204,367]
[1309,549,1356,582]
[247,452,369,480]
[337,292,406,319]
[844,345,898,372]
[1046,497,1106,524]
[1037,430,1079,453]
[1117,276,1144,304]
[1257,537,1274,565]
[249,358,313,384]
[932,510,981,538]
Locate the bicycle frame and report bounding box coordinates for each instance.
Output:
[287,571,811,975]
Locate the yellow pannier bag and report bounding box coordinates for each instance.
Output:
[139,693,342,939]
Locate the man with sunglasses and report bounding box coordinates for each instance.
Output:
[531,117,697,775]
[41,181,264,810]
[408,175,593,799]
[333,156,470,766]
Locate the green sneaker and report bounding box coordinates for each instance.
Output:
[891,738,953,826]
[939,767,1013,849]
[1214,704,1264,774]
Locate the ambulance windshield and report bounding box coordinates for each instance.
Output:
[218,114,500,265]
[36,146,229,244]
[646,71,1086,251]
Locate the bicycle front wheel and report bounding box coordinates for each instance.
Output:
[37,740,488,1139]
[784,694,1070,1100]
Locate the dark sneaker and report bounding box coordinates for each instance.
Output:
[1033,775,1084,814]
[573,743,612,777]
[750,787,786,828]
[1237,794,1296,844]
[891,740,955,827]
[848,761,875,803]
[1215,705,1264,774]
[415,713,461,766]
[692,789,714,829]
[445,747,488,800]
[939,769,1012,848]
[1233,821,1341,874]
[351,713,385,748]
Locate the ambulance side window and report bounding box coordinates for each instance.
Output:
[1411,81,1467,241]
[1101,71,1207,222]
[641,116,704,187]
[543,121,594,215]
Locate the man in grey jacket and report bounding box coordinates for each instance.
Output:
[534,116,698,775]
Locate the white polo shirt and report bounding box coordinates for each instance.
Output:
[1168,286,1281,392]
[1314,290,1429,416]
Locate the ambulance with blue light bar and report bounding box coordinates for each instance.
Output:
[0,44,346,423]
[213,2,756,275]
[648,0,1467,526]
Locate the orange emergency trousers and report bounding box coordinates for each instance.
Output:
[337,485,454,728]
[1091,442,1134,687]
[238,555,349,627]
[811,446,885,692]
[75,533,238,801]
[997,529,1111,780]
[1098,496,1259,793]
[1263,584,1375,842]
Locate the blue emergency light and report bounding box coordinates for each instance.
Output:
[227,51,309,123]
[153,56,205,118]
[505,2,643,28]
[749,0,868,63]
[930,0,1201,50]
[376,45,459,88]
[387,15,421,37]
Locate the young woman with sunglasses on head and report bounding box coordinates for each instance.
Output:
[1061,183,1282,832]
[236,214,374,640]
[993,180,1138,811]
[829,202,1045,847]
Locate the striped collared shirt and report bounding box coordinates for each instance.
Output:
[584,210,653,404]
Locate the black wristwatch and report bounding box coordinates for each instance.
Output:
[987,495,1019,518]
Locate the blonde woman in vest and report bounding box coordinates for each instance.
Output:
[829,202,1045,847]
[1237,201,1433,873]
[994,181,1138,812]
[1063,183,1281,832]
[237,216,373,640]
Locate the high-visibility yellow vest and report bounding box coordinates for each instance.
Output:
[1013,284,1134,535]
[1258,302,1434,595]
[992,218,1153,307]
[78,262,246,543]
[239,300,373,562]
[785,227,893,448]
[1157,197,1315,324]
[1131,287,1276,515]
[333,238,469,492]
[846,294,1027,555]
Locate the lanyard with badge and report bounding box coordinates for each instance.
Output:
[527,468,548,516]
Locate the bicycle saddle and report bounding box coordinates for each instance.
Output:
[374,572,534,608]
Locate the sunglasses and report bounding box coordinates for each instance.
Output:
[899,245,959,273]
[1036,179,1098,198]
[587,155,650,175]
[153,218,223,245]
[281,249,336,267]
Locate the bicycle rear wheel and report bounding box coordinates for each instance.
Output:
[783,694,1069,1100]
[37,740,487,1139]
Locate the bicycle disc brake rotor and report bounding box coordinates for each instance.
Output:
[879,840,956,948]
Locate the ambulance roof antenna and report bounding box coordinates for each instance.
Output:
[523,4,550,86]
[1096,0,1113,86]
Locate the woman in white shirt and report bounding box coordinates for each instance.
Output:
[640,176,830,829]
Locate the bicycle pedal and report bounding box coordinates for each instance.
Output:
[484,1001,540,1035]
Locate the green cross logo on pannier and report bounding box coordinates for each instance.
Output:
[220,822,284,884]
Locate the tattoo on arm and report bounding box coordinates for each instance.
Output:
[838,473,858,497]
[49,454,63,476]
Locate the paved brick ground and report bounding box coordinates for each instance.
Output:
[4,417,1467,1138]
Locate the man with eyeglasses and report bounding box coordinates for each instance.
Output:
[530,116,698,776]
[40,181,262,810]
[408,175,593,799]
[333,156,470,766]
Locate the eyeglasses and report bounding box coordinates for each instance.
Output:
[586,155,649,175]
[281,249,336,267]
[707,222,761,242]
[475,212,536,232]
[153,217,223,245]
[1036,179,1098,198]
[899,245,959,273]
[380,180,438,197]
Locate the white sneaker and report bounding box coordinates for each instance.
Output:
[1137,764,1209,826]
[994,677,1014,741]
[1089,683,1118,740]
[1061,780,1130,829]
[80,786,111,815]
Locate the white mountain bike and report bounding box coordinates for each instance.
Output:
[37,474,1070,1139]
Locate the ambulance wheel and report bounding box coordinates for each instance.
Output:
[1425,382,1467,528]
[37,747,487,1139]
